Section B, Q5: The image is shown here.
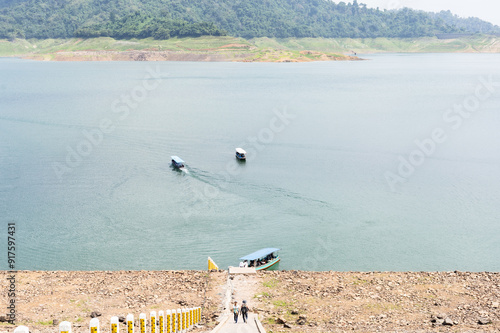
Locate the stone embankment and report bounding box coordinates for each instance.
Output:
[0,271,226,333]
[1,270,498,333]
[255,271,499,332]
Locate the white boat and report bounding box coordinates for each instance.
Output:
[239,248,280,271]
[235,148,247,160]
[171,156,185,168]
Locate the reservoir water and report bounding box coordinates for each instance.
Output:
[1,54,499,271]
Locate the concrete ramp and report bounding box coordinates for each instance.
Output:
[213,313,264,333]
[211,269,265,333]
[228,267,256,274]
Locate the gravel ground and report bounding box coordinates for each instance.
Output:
[1,270,498,333]
[255,271,499,332]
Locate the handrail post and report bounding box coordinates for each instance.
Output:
[126,314,134,333]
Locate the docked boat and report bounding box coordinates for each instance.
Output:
[235,148,247,160]
[239,248,280,271]
[171,156,185,168]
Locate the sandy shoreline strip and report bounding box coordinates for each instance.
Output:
[1,270,498,332]
[19,50,360,62]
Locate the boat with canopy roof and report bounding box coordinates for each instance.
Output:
[239,248,280,271]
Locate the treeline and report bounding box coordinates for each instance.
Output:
[1,0,499,40]
[74,12,226,39]
[431,10,500,35]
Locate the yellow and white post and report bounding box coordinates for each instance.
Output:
[90,318,99,333]
[176,309,181,333]
[150,311,157,333]
[182,309,185,332]
[14,326,29,333]
[59,321,72,333]
[140,313,147,333]
[166,310,172,333]
[171,309,176,333]
[111,316,119,333]
[158,311,164,333]
[189,308,193,329]
[126,314,134,333]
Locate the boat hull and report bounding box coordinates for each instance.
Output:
[256,257,280,271]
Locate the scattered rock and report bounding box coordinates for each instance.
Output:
[52,319,59,326]
[118,316,126,323]
[296,315,307,325]
[492,301,499,309]
[276,317,286,324]
[478,317,491,325]
[283,323,292,328]
[290,309,299,315]
[0,316,7,323]
[90,311,102,318]
[443,317,454,326]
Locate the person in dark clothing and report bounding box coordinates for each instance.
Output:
[241,300,249,323]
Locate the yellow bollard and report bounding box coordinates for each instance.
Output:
[166,310,172,333]
[150,311,157,333]
[59,321,72,333]
[158,311,164,333]
[126,314,134,333]
[139,313,146,333]
[90,318,99,333]
[189,308,193,329]
[181,309,185,333]
[111,316,119,333]
[171,309,176,333]
[176,309,181,333]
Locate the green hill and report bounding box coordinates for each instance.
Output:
[1,0,499,40]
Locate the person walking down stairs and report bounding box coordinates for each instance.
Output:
[241,300,249,323]
[233,301,240,323]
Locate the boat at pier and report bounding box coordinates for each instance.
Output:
[239,248,280,271]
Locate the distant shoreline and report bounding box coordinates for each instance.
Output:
[1,35,499,62]
[19,49,361,62]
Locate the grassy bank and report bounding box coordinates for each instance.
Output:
[1,35,499,62]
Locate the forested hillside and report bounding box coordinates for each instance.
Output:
[1,0,499,39]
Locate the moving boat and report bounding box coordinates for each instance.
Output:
[235,148,247,160]
[171,156,185,168]
[239,248,280,271]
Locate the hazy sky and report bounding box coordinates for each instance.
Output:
[358,0,500,26]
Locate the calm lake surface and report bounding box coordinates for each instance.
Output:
[1,54,499,271]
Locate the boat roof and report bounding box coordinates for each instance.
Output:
[235,148,247,154]
[171,156,185,163]
[239,248,280,261]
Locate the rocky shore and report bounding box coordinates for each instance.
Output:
[256,271,499,332]
[22,50,359,62]
[0,271,226,333]
[1,270,498,333]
